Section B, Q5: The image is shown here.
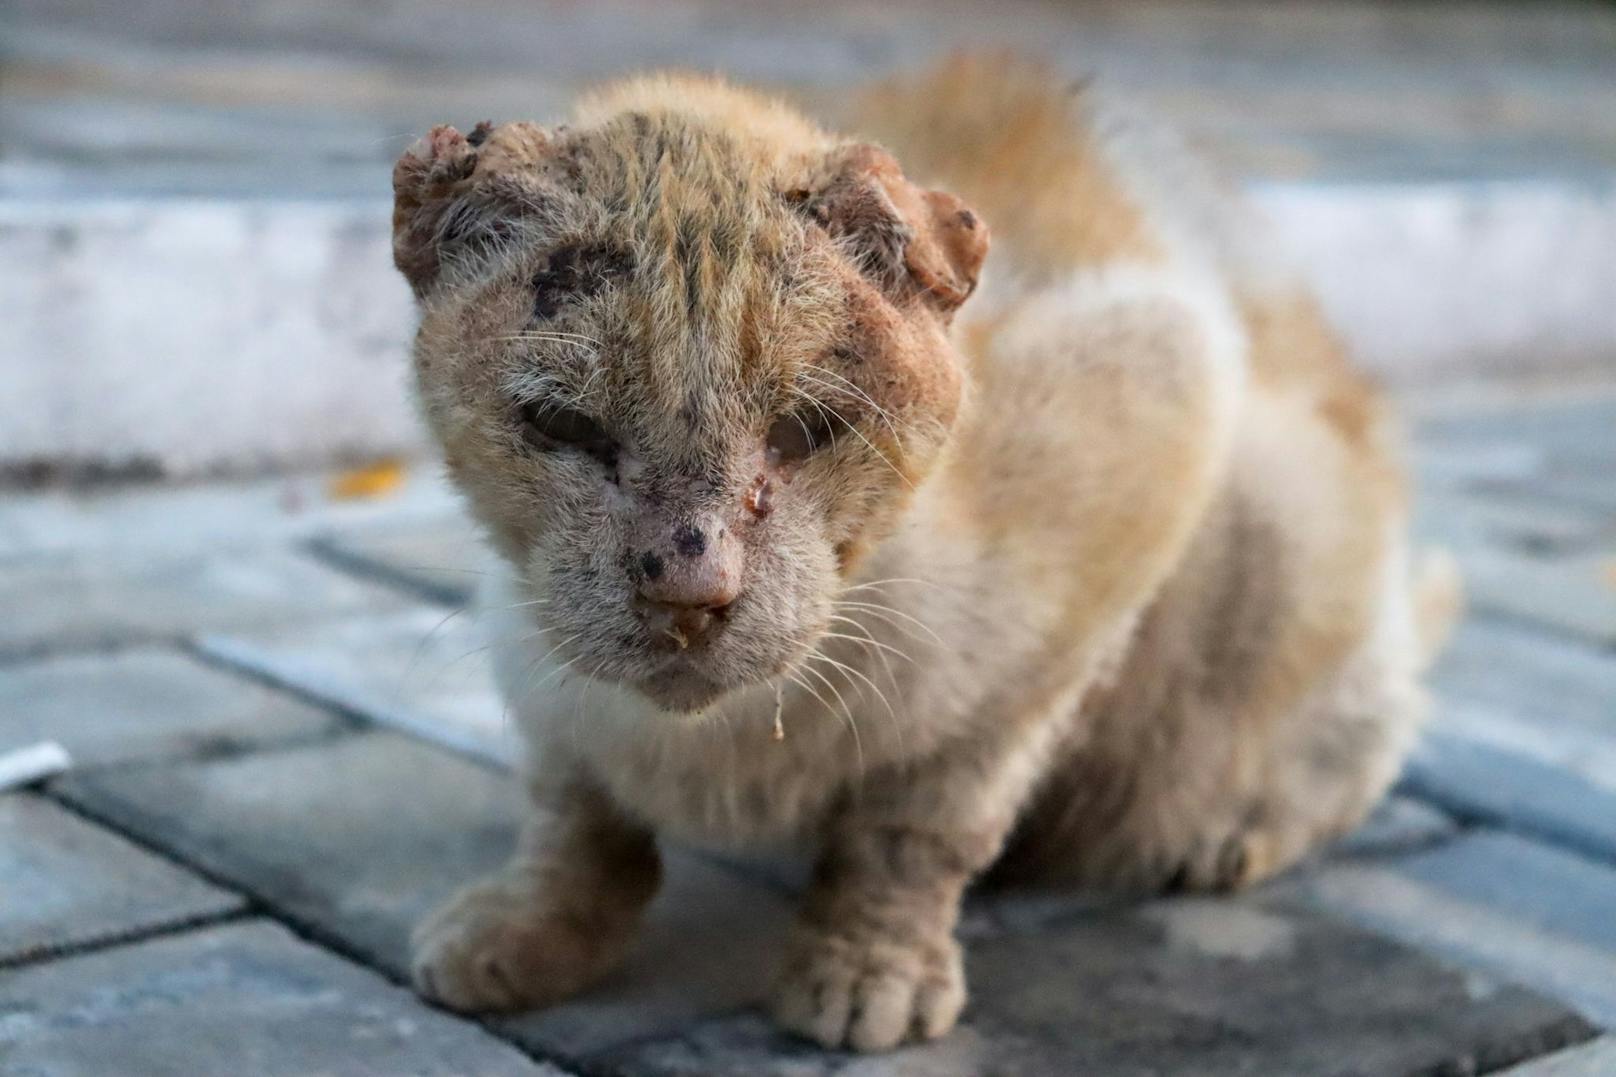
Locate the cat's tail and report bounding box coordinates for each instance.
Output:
[1412,547,1463,670]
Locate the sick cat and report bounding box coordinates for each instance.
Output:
[392,56,1459,1051]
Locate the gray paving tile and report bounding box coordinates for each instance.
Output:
[0,919,563,1076]
[308,514,486,607]
[1503,1037,1616,1076]
[1393,832,1616,955]
[0,794,241,966]
[1323,793,1459,859]
[599,898,1595,1076]
[197,607,516,766]
[1402,731,1616,865]
[1414,488,1612,557]
[1418,395,1616,477]
[1433,619,1616,745]
[52,732,524,975]
[53,731,796,1059]
[1426,618,1616,792]
[1275,849,1616,1026]
[1499,473,1616,516]
[1414,395,1616,520]
[1454,546,1616,647]
[0,547,413,658]
[1413,440,1548,493]
[0,648,342,766]
[970,795,1457,940]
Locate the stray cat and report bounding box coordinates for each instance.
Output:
[392,56,1459,1051]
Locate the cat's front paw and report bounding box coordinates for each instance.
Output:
[770,925,966,1051]
[411,874,625,1013]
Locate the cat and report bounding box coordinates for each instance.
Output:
[391,56,1459,1051]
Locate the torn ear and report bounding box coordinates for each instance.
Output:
[391,120,554,297]
[788,143,989,315]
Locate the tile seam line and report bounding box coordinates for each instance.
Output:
[1392,776,1616,870]
[1458,602,1616,654]
[43,780,579,1074]
[40,784,268,916]
[0,905,252,974]
[299,533,472,608]
[184,633,518,773]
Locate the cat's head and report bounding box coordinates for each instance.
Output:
[393,91,987,713]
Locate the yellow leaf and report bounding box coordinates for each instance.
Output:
[328,458,407,501]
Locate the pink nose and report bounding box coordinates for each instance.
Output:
[635,520,742,648]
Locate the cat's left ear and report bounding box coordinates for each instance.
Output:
[786,143,988,316]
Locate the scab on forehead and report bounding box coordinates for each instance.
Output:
[531,243,633,320]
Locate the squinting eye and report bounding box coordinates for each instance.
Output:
[521,402,616,461]
[767,409,836,464]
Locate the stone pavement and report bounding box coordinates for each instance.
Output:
[3,386,1616,1075]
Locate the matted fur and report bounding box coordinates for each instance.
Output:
[393,57,1457,1052]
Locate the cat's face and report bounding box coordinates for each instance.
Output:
[395,113,985,713]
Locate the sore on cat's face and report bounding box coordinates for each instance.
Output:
[393,114,985,712]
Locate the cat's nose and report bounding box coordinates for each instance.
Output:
[634,518,742,647]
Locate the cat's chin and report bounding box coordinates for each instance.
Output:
[633,667,732,714]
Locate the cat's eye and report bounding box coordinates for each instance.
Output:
[521,402,615,461]
[767,409,837,464]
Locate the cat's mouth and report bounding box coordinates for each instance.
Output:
[631,643,802,715]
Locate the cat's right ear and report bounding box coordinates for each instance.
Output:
[391,121,554,298]
[784,143,988,318]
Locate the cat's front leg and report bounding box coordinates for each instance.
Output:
[412,775,660,1013]
[770,732,1046,1052]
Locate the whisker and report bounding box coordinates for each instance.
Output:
[794,381,912,486]
[520,653,581,705]
[821,623,914,664]
[814,648,906,762]
[799,363,892,413]
[810,649,896,721]
[568,666,597,757]
[841,577,943,594]
[834,600,946,646]
[826,615,903,693]
[799,660,852,722]
[496,329,604,347]
[376,564,497,579]
[786,385,909,487]
[785,669,832,716]
[798,662,866,774]
[478,596,552,614]
[798,365,911,448]
[404,604,469,685]
[511,630,583,707]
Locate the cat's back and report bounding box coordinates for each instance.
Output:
[851,53,1393,472]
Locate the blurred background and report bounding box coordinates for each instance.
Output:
[2,3,1615,1075]
[3,0,1614,479]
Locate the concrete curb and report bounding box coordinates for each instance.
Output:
[3,181,1613,477]
[1258,181,1616,383]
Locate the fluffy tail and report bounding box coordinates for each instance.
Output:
[1412,547,1463,669]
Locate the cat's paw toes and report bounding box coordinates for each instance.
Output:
[771,930,965,1052]
[410,878,605,1013]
